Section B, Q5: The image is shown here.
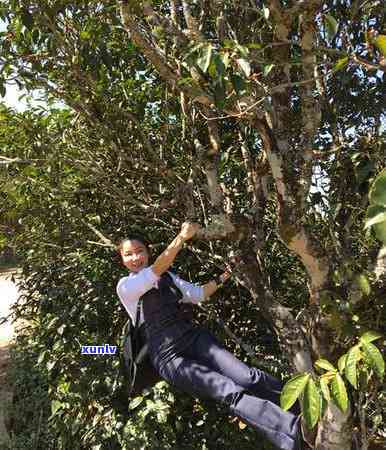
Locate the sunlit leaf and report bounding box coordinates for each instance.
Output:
[263,64,274,77]
[362,341,385,380]
[319,377,331,401]
[369,168,386,206]
[280,373,309,411]
[332,56,349,73]
[315,359,336,372]
[196,44,213,73]
[128,396,144,410]
[236,58,251,77]
[303,378,320,430]
[365,205,386,229]
[356,274,371,296]
[374,35,386,58]
[345,345,361,389]
[51,400,62,415]
[360,331,383,344]
[338,354,348,374]
[331,373,349,412]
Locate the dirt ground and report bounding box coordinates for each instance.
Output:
[0,271,20,449]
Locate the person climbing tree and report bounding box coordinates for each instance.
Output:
[116,222,305,450]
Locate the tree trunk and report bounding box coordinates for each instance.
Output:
[316,403,352,450]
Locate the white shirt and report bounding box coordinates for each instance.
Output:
[116,266,205,325]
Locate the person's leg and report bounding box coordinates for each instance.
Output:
[157,355,301,450]
[184,329,285,403]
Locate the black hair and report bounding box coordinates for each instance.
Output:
[117,234,151,252]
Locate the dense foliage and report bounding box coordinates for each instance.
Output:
[0,1,385,449]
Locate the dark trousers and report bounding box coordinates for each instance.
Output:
[155,328,301,450]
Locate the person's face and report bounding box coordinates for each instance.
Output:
[120,240,150,272]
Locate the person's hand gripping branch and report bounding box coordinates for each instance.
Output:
[151,221,201,277]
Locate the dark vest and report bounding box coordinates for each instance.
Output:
[139,272,198,369]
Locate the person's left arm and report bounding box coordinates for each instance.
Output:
[170,270,231,303]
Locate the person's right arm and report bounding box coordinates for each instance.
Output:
[151,222,200,277]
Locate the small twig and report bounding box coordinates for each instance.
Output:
[81,219,115,249]
[86,240,114,248]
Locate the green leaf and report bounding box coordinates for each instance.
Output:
[223,39,234,49]
[208,54,226,79]
[262,6,270,20]
[37,350,47,365]
[360,331,383,344]
[338,354,348,374]
[356,274,371,296]
[324,14,339,42]
[319,377,331,401]
[247,43,263,49]
[280,373,310,411]
[364,206,386,229]
[80,30,91,40]
[345,345,361,389]
[220,52,230,69]
[315,359,336,372]
[373,222,386,245]
[374,35,386,58]
[303,378,320,430]
[236,58,251,77]
[263,64,274,77]
[331,373,349,412]
[332,56,349,73]
[369,168,386,206]
[362,341,385,380]
[47,360,56,371]
[236,44,250,58]
[196,44,213,73]
[51,400,62,415]
[128,396,144,410]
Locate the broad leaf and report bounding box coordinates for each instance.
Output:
[303,378,320,430]
[345,345,361,388]
[129,396,144,410]
[338,353,348,374]
[373,222,386,245]
[324,14,339,42]
[332,56,349,73]
[280,373,309,411]
[263,64,274,77]
[369,168,386,206]
[360,331,383,344]
[356,274,371,296]
[315,359,336,372]
[319,377,331,401]
[236,58,251,77]
[365,205,386,229]
[374,35,386,58]
[263,6,270,20]
[51,400,62,415]
[331,373,349,412]
[196,44,213,73]
[362,341,385,380]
